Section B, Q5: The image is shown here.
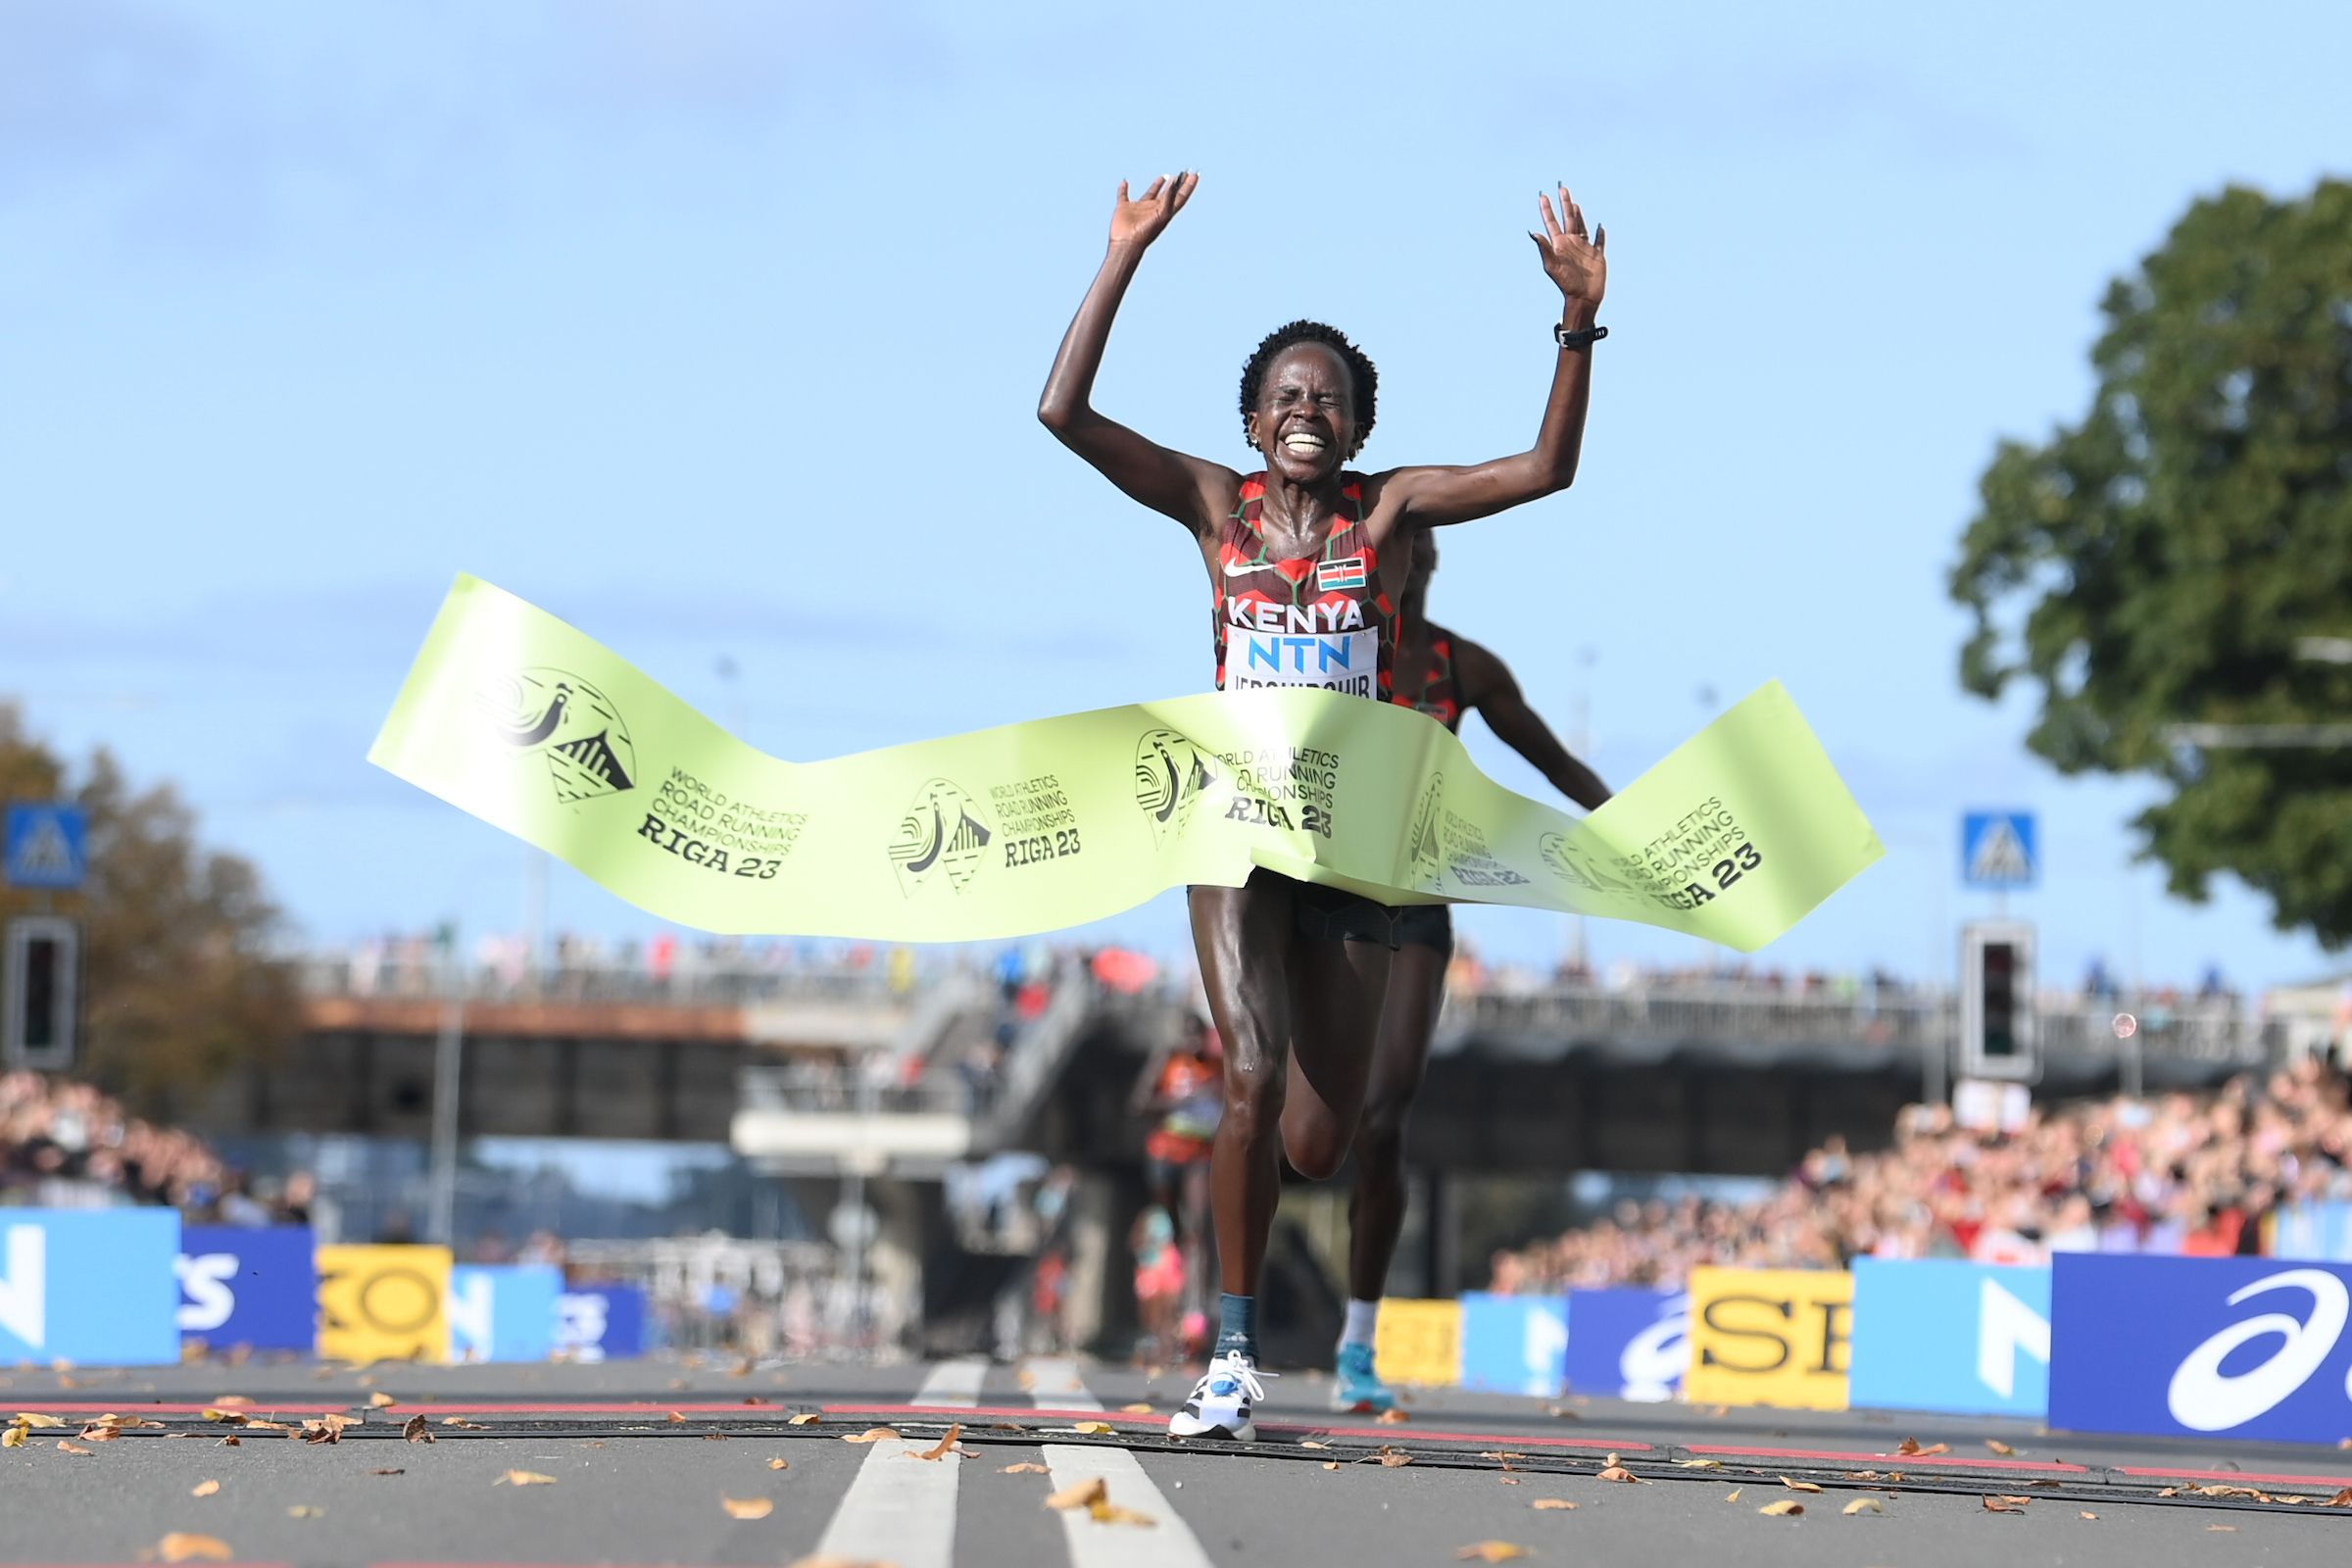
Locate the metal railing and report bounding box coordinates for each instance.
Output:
[1447,984,2275,1061]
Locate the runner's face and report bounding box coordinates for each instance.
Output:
[1250,344,1355,483]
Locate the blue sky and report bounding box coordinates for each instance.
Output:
[4,0,2347,992]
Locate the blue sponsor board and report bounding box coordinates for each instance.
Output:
[1458,1292,1568,1396]
[0,1209,180,1365]
[449,1265,563,1362]
[556,1282,648,1360]
[176,1226,318,1352]
[2050,1253,2352,1443]
[1561,1288,1687,1401]
[1848,1259,2049,1418]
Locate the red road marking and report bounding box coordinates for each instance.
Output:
[815,1401,1651,1450]
[1684,1442,2089,1474]
[376,1401,787,1414]
[0,1402,344,1415]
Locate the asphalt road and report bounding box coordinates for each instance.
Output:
[2,1353,2349,1566]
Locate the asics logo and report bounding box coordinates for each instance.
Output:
[2166,1267,2351,1432]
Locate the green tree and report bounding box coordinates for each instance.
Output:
[1950,180,2352,948]
[0,703,292,1112]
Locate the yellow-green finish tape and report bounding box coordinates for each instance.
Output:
[368,575,1883,950]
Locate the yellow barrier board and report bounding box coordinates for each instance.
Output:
[1684,1266,1853,1411]
[1374,1298,1463,1388]
[317,1245,453,1364]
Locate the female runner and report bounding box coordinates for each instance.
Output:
[1038,172,1606,1439]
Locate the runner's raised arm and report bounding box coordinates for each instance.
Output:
[1037,173,1238,533]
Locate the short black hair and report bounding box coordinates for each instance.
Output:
[1239,319,1377,458]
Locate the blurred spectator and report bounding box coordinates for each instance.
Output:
[1,1071,318,1225]
[1488,1058,2352,1291]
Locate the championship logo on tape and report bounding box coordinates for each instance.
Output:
[1538,831,1599,890]
[1408,773,1446,883]
[887,777,994,896]
[475,667,636,803]
[1132,728,1219,844]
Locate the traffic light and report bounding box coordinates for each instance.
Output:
[1960,921,2037,1082]
[4,916,78,1070]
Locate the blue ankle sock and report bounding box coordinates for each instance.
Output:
[1216,1293,1257,1359]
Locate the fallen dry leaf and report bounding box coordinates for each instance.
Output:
[1121,1402,1154,1413]
[1002,1462,1049,1474]
[368,1392,397,1408]
[1780,1477,1823,1494]
[1842,1496,1884,1515]
[200,1409,246,1425]
[1298,1441,1331,1450]
[1323,1460,1341,1471]
[1759,1499,1804,1516]
[55,1440,93,1454]
[1544,1403,1582,1420]
[441,1417,488,1429]
[1596,1464,1643,1484]
[1073,1421,1115,1436]
[0,1427,24,1448]
[191,1481,220,1497]
[703,1432,730,1442]
[76,1425,121,1443]
[496,1470,558,1487]
[1088,1498,1157,1527]
[1453,1544,1528,1563]
[217,1436,240,1447]
[157,1534,233,1563]
[1378,1407,1411,1424]
[768,1457,790,1471]
[1675,1458,1723,1470]
[301,1414,356,1446]
[208,1396,254,1408]
[1377,1447,1414,1469]
[1895,1437,1949,1457]
[1497,1475,1522,1485]
[1984,1439,2017,1455]
[668,1410,689,1424]
[1982,1494,2031,1513]
[911,1424,964,1461]
[2208,1524,2237,1533]
[371,1468,404,1476]
[403,1414,431,1444]
[287,1505,322,1519]
[788,1413,822,1427]
[2080,1510,2098,1520]
[1707,1404,1731,1417]
[2326,1487,2352,1507]
[14,1412,66,1429]
[720,1496,774,1520]
[1017,1369,1039,1389]
[1045,1476,1109,1511]
[843,1428,901,1445]
[1532,1498,1578,1511]
[243,1418,290,1432]
[1725,1488,1743,1502]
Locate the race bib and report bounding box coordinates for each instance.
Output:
[1221,628,1380,699]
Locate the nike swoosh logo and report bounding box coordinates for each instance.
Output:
[1222,558,1272,576]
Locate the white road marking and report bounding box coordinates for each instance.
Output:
[1043,1443,1215,1568]
[915,1355,989,1406]
[1024,1353,1103,1410]
[809,1360,985,1568]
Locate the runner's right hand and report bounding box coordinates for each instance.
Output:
[1109,173,1199,249]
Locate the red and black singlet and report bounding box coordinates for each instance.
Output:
[1397,622,1463,733]
[1210,472,1396,701]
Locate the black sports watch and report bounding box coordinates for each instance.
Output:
[1554,322,1609,350]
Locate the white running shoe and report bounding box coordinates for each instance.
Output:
[1167,1349,1268,1441]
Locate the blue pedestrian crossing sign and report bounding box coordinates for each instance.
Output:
[5,804,88,891]
[1961,810,2037,889]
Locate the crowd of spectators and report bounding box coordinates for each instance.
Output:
[0,1071,318,1224]
[1489,1056,2352,1294]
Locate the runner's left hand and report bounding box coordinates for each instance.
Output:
[1529,183,1605,307]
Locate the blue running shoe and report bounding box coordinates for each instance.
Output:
[1168,1350,1265,1441]
[1332,1342,1396,1414]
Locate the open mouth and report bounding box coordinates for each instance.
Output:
[1279,430,1330,458]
